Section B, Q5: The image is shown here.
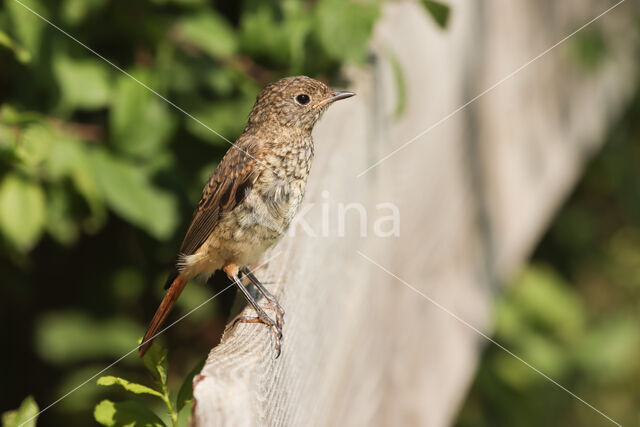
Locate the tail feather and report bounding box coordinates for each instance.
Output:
[139,274,188,357]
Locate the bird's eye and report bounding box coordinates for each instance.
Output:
[295,94,310,105]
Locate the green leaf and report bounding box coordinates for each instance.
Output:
[506,265,586,343]
[421,1,451,29]
[15,123,55,167]
[35,311,144,363]
[239,3,311,69]
[46,184,80,245]
[141,342,169,386]
[151,0,206,6]
[53,54,111,110]
[384,49,407,118]
[176,357,205,411]
[2,396,39,427]
[571,29,607,71]
[176,11,237,59]
[97,376,163,398]
[110,71,177,158]
[576,317,640,382]
[185,96,254,145]
[94,400,166,427]
[314,0,379,64]
[90,150,178,239]
[0,174,46,251]
[0,30,31,63]
[61,0,107,25]
[0,125,20,165]
[50,140,107,228]
[6,0,46,60]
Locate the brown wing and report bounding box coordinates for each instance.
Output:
[162,145,260,289]
[180,147,259,256]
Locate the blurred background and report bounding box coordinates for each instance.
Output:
[0,0,638,426]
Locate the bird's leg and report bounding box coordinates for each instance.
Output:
[224,264,282,356]
[241,266,284,330]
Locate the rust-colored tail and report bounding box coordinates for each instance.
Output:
[139,274,188,357]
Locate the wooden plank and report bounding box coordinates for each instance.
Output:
[192,1,637,425]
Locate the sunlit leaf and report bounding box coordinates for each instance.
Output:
[6,0,46,60]
[239,3,311,69]
[0,174,46,251]
[94,400,165,427]
[16,123,54,167]
[111,71,177,158]
[176,11,237,59]
[97,376,163,398]
[576,317,640,382]
[0,30,31,63]
[35,311,143,363]
[314,0,379,64]
[141,342,169,386]
[185,97,254,145]
[90,150,178,239]
[61,0,107,25]
[505,265,586,343]
[54,55,111,110]
[50,142,108,232]
[2,396,39,427]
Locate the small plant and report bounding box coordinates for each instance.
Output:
[2,396,39,427]
[94,343,204,427]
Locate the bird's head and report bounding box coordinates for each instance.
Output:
[247,76,355,131]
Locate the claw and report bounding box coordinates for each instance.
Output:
[231,312,283,357]
[263,301,284,331]
[229,267,285,358]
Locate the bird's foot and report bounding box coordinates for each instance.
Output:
[231,311,283,357]
[263,299,285,331]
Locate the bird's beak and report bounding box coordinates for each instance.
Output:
[314,90,356,108]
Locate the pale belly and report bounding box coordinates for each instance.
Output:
[180,177,306,279]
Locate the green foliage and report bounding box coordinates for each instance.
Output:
[456,87,640,427]
[96,377,163,398]
[110,71,177,158]
[315,0,380,64]
[0,173,46,250]
[571,29,608,71]
[53,55,112,111]
[94,400,165,427]
[176,358,205,412]
[176,11,237,59]
[384,49,407,118]
[90,150,178,239]
[0,30,31,63]
[0,0,392,251]
[421,1,451,29]
[5,0,46,60]
[0,0,448,425]
[35,311,144,364]
[141,342,169,386]
[2,396,39,427]
[94,343,200,427]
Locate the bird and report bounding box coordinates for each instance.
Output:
[138,76,355,357]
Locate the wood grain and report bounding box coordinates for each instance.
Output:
[192,1,637,425]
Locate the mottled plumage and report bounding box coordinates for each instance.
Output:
[139,76,354,357]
